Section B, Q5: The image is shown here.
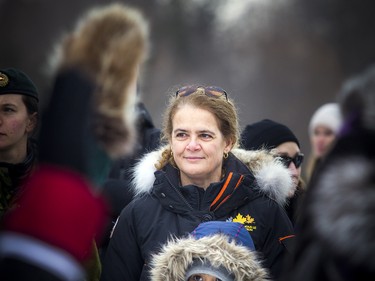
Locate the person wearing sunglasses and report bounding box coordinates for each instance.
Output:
[101,85,295,281]
[240,119,305,226]
[281,62,375,281]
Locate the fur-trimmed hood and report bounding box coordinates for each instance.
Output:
[310,155,375,271]
[149,233,269,281]
[132,146,293,206]
[309,64,375,272]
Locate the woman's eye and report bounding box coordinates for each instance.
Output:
[3,107,15,113]
[189,275,203,281]
[188,274,222,281]
[200,133,212,139]
[175,132,187,138]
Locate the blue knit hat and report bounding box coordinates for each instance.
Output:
[192,221,255,250]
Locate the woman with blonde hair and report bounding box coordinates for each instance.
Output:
[101,85,295,280]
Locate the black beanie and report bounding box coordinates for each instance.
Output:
[241,119,300,150]
[0,68,39,101]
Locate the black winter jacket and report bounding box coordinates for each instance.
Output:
[101,148,295,281]
[0,139,38,219]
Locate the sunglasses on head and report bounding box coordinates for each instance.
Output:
[278,153,304,168]
[175,85,228,101]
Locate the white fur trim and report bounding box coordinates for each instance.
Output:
[311,156,375,269]
[232,148,293,205]
[254,160,292,206]
[131,149,161,196]
[132,147,293,205]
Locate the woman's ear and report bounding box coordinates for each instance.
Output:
[26,112,38,133]
[224,138,234,153]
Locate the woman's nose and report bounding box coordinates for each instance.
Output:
[186,138,200,150]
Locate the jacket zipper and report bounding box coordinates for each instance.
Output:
[165,176,195,211]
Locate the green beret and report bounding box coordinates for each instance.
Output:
[0,68,39,101]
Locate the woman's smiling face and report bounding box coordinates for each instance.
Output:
[170,104,232,188]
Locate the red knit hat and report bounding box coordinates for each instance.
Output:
[2,165,108,263]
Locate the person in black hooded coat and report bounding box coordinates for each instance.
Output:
[0,3,150,281]
[282,64,375,281]
[100,101,161,259]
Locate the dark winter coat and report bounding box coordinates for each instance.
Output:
[282,128,375,281]
[100,148,295,281]
[0,140,38,219]
[99,102,161,259]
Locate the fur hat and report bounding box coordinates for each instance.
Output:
[47,3,149,158]
[150,221,268,281]
[241,119,300,150]
[308,103,343,136]
[0,68,38,101]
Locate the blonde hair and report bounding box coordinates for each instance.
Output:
[156,87,240,170]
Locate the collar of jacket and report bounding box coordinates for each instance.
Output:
[0,146,37,217]
[131,145,293,206]
[150,159,259,219]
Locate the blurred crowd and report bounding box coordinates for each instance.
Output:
[0,3,374,281]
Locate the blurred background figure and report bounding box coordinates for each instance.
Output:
[241,119,305,226]
[282,64,375,281]
[0,68,39,220]
[2,0,375,160]
[99,101,161,260]
[150,221,268,281]
[0,3,149,281]
[305,103,342,182]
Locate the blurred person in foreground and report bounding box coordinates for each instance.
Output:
[282,64,375,281]
[150,221,269,281]
[0,3,149,281]
[99,101,161,260]
[0,68,39,220]
[305,103,342,183]
[101,85,295,281]
[241,119,305,226]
